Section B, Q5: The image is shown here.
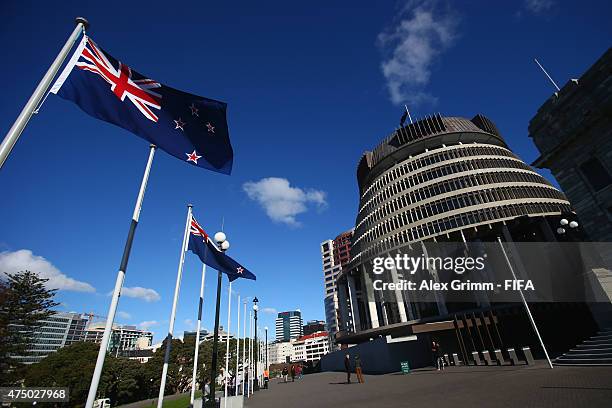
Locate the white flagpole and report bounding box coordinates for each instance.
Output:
[248,311,253,398]
[223,282,232,408]
[534,58,561,92]
[0,18,87,170]
[190,264,207,406]
[157,205,193,407]
[85,144,156,408]
[242,302,247,395]
[235,294,240,396]
[497,237,553,369]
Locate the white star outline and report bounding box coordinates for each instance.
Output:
[189,103,199,117]
[174,118,186,131]
[236,266,244,274]
[186,150,202,164]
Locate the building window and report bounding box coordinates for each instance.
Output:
[579,157,612,191]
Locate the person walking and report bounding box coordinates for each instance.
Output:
[290,364,296,382]
[344,354,352,384]
[282,366,289,383]
[354,355,365,384]
[297,364,303,379]
[432,340,444,370]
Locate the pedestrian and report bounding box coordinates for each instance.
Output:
[290,364,296,382]
[264,368,269,389]
[355,355,364,384]
[297,364,303,379]
[432,340,444,370]
[344,354,352,384]
[282,366,289,383]
[203,378,211,403]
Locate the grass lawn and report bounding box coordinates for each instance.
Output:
[159,391,202,408]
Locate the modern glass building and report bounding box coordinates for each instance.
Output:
[12,311,87,364]
[275,310,303,341]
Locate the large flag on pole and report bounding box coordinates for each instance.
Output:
[188,216,256,281]
[50,35,233,174]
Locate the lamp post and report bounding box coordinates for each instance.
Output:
[253,297,259,391]
[208,232,230,407]
[264,327,268,370]
[556,217,579,236]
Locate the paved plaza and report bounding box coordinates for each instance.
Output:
[244,363,612,408]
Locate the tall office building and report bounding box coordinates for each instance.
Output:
[331,113,605,370]
[275,311,303,341]
[303,320,326,335]
[529,48,612,303]
[11,312,87,364]
[84,323,153,354]
[321,229,354,343]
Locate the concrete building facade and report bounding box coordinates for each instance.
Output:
[529,48,612,302]
[292,331,330,363]
[84,323,153,354]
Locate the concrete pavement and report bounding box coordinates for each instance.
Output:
[244,363,612,407]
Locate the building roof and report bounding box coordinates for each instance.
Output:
[295,331,329,342]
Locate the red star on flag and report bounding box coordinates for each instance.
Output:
[237,267,244,274]
[186,150,202,164]
[206,122,215,133]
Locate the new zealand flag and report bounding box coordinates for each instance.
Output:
[50,35,233,174]
[187,216,256,282]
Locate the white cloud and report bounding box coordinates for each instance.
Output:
[261,307,277,315]
[0,249,95,292]
[119,286,161,302]
[117,311,131,320]
[138,320,159,330]
[524,0,554,14]
[243,177,327,226]
[377,0,460,106]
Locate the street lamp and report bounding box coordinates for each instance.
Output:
[207,232,230,406]
[556,218,579,235]
[253,297,259,391]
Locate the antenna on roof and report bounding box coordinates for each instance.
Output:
[534,58,561,92]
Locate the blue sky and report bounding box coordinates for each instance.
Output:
[0,0,610,342]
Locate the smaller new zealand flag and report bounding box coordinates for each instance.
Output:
[187,216,256,282]
[50,35,233,174]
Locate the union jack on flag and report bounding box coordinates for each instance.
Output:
[51,35,233,175]
[75,37,162,122]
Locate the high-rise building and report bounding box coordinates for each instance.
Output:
[321,229,354,344]
[303,320,326,336]
[331,113,605,369]
[529,48,612,303]
[275,311,303,341]
[84,323,153,354]
[11,312,87,364]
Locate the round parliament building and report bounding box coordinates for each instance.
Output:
[328,113,606,372]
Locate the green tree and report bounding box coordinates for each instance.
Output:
[0,270,59,385]
[24,341,99,405]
